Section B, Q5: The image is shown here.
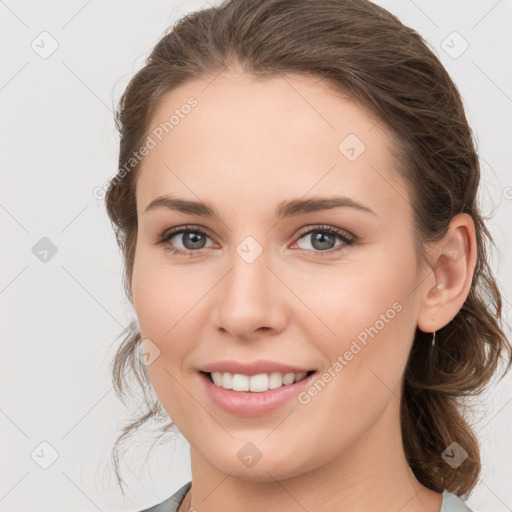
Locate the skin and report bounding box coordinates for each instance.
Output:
[131,67,477,512]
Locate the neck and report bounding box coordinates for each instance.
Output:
[184,399,443,512]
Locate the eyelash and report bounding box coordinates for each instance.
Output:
[154,224,357,257]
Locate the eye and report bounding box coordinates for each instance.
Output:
[292,225,356,255]
[154,225,215,256]
[154,224,357,256]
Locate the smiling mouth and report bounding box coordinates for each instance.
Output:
[201,370,317,393]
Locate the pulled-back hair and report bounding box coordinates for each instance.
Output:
[104,0,512,498]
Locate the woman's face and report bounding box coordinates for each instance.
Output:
[132,69,429,482]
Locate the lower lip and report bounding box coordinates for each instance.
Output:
[199,371,316,417]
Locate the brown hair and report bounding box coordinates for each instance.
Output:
[105,0,512,498]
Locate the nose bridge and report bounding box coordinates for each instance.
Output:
[213,233,286,337]
[223,238,272,311]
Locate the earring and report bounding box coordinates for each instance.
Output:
[431,330,436,348]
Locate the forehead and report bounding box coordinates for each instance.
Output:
[135,70,411,221]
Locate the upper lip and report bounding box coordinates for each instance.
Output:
[200,359,314,376]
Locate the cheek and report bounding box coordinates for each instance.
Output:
[131,251,216,390]
[132,249,199,337]
[291,249,418,386]
[290,255,414,338]
[132,256,205,424]
[293,279,416,451]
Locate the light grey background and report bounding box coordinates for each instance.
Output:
[1,1,511,511]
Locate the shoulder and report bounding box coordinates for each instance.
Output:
[441,490,474,512]
[136,481,192,512]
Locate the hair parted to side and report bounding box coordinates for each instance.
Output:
[105,0,512,498]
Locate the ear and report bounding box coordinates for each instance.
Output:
[416,213,477,333]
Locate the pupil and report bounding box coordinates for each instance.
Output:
[312,232,334,250]
[184,232,206,250]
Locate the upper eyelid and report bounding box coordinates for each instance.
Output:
[296,224,353,238]
[159,224,354,246]
[161,225,216,243]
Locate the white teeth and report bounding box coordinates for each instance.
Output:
[211,372,223,386]
[268,372,284,389]
[282,373,295,385]
[221,372,232,389]
[232,373,250,391]
[249,373,268,392]
[209,371,310,392]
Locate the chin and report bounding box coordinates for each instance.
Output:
[203,446,310,483]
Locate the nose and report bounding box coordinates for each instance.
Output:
[212,246,288,342]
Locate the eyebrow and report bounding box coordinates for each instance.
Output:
[143,195,377,218]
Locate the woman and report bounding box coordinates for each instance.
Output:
[105,0,512,511]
